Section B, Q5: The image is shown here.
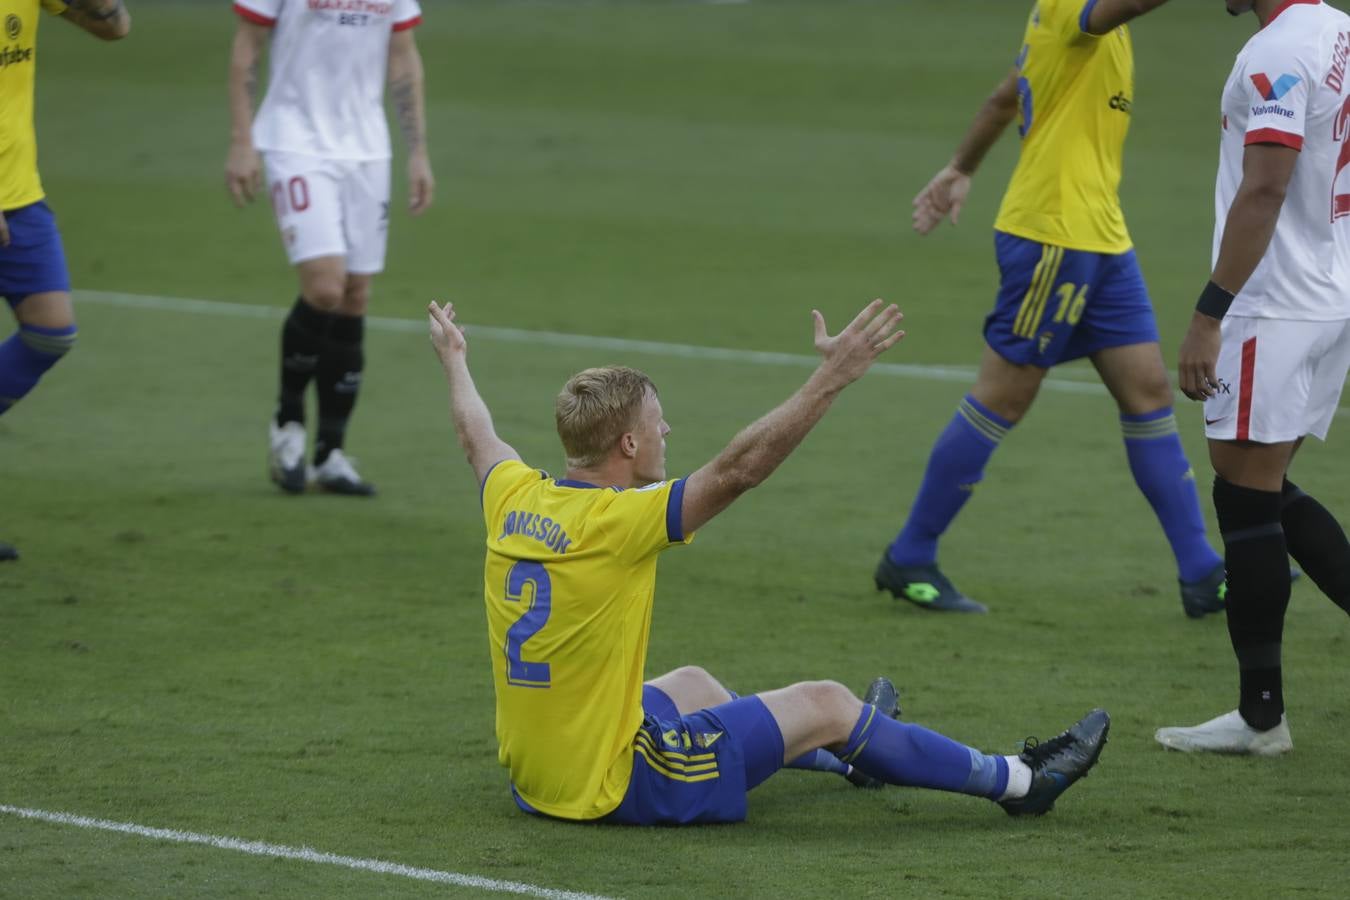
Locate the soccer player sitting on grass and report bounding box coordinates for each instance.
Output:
[875,0,1226,616]
[0,0,131,562]
[428,297,1109,824]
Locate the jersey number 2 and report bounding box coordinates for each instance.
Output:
[504,561,552,688]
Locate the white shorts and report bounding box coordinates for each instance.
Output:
[261,151,391,275]
[1203,315,1350,444]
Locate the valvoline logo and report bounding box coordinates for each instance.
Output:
[1251,73,1301,101]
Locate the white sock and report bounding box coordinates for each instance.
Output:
[999,756,1033,801]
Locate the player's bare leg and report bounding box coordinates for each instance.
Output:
[1156,438,1297,755]
[645,666,733,714]
[968,344,1047,424]
[757,680,1109,816]
[878,346,1046,613]
[1092,341,1225,617]
[644,667,897,784]
[1,291,78,561]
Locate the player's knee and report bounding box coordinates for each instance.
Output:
[341,278,371,315]
[1120,373,1175,416]
[302,282,345,312]
[671,666,729,704]
[971,380,1036,423]
[798,680,861,732]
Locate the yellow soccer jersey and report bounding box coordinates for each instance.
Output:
[480,459,694,820]
[994,0,1134,254]
[0,0,66,210]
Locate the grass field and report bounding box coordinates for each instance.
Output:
[4,1,1350,897]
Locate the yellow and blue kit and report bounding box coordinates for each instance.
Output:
[986,0,1157,366]
[0,0,71,305]
[481,460,787,824]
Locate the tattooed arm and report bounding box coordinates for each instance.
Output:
[225,20,269,207]
[56,0,131,40]
[388,28,434,216]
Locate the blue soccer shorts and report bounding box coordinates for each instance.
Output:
[1,200,71,309]
[984,230,1159,367]
[599,685,786,826]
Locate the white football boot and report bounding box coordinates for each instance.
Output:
[1155,709,1292,756]
[311,449,376,497]
[269,421,307,494]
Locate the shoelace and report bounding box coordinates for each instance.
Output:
[1019,731,1075,764]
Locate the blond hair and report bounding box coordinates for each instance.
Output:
[555,366,656,468]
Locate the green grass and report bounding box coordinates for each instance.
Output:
[4,2,1349,897]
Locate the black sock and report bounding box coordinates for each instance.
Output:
[1213,476,1289,731]
[277,297,330,427]
[1282,479,1350,615]
[314,314,364,466]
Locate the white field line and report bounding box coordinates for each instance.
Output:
[0,804,618,900]
[75,289,1106,396]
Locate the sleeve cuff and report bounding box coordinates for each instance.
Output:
[479,458,507,509]
[1246,128,1303,150]
[1079,0,1103,33]
[392,15,421,32]
[233,3,276,26]
[665,478,686,544]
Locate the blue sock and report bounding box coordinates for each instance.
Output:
[787,748,851,776]
[0,323,78,415]
[839,705,1008,799]
[888,395,1012,566]
[1121,408,1222,583]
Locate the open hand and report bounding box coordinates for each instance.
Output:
[913,164,971,235]
[812,299,906,388]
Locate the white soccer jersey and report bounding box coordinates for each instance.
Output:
[234,0,422,161]
[1214,0,1350,320]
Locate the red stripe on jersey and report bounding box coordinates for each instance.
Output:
[1246,128,1304,150]
[233,3,276,26]
[392,15,421,32]
[1237,337,1258,441]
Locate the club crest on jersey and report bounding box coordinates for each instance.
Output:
[5,14,20,40]
[1251,73,1300,102]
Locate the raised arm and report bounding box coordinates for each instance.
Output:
[225,20,269,207]
[428,302,522,485]
[1081,0,1173,36]
[680,300,905,535]
[1178,143,1299,400]
[54,0,130,40]
[912,68,1020,234]
[388,29,435,216]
